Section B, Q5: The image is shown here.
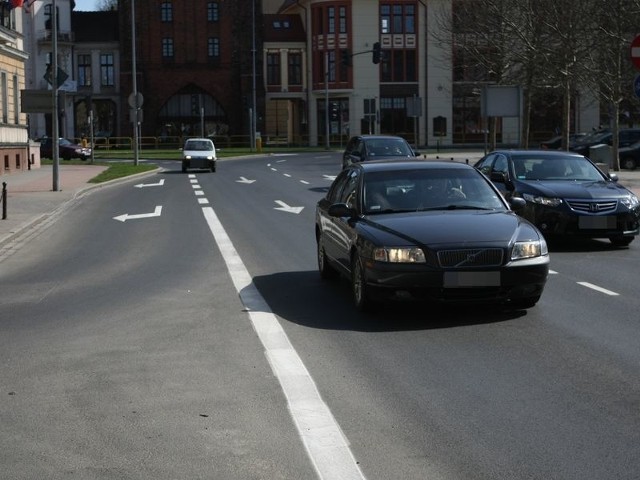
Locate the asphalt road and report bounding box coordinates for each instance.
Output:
[1,152,639,479]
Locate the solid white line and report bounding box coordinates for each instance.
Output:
[577,282,619,296]
[201,207,365,480]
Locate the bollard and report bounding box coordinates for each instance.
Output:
[2,181,6,220]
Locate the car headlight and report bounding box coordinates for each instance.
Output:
[511,239,548,260]
[185,155,192,159]
[620,195,639,209]
[373,247,426,263]
[522,193,563,207]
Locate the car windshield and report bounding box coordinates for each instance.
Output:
[575,131,609,144]
[59,138,72,146]
[364,138,413,158]
[363,168,506,214]
[512,156,604,181]
[185,140,213,151]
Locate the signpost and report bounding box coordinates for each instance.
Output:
[630,34,640,71]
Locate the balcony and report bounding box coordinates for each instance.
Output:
[37,30,75,44]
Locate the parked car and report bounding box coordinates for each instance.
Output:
[475,150,640,246]
[342,134,418,169]
[182,137,217,172]
[618,141,640,170]
[39,137,91,161]
[540,133,587,150]
[316,160,549,311]
[569,128,640,156]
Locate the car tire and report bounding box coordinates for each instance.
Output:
[317,235,338,280]
[351,254,374,312]
[621,157,636,170]
[509,295,540,310]
[609,235,634,247]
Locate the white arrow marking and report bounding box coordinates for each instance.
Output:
[134,178,165,188]
[274,200,304,214]
[113,206,163,222]
[236,176,256,184]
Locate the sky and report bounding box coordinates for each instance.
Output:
[74,0,100,11]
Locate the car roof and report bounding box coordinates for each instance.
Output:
[351,134,408,141]
[355,159,473,173]
[490,149,587,159]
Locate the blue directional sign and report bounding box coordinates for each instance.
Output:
[634,75,640,98]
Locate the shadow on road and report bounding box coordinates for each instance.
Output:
[250,270,527,333]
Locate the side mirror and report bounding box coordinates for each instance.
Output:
[608,173,619,182]
[328,203,357,219]
[510,197,526,211]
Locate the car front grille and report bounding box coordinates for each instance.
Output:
[437,248,504,268]
[566,200,618,213]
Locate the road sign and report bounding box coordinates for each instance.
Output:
[630,35,640,70]
[634,75,640,98]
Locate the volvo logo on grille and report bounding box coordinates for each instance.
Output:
[589,203,600,212]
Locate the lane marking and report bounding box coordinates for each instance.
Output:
[197,198,209,204]
[577,282,619,296]
[201,207,365,480]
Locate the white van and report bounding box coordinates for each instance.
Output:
[182,138,217,172]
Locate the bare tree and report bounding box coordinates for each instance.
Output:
[586,0,640,170]
[98,0,117,11]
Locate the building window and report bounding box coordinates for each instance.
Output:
[381,49,416,82]
[43,4,59,31]
[339,7,347,33]
[328,7,335,34]
[267,52,281,86]
[207,2,219,22]
[288,52,302,85]
[208,37,219,59]
[100,53,114,86]
[380,3,415,34]
[160,2,173,22]
[12,75,18,124]
[78,54,92,87]
[1,72,7,123]
[162,38,174,58]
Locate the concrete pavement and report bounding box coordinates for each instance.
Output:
[0,164,158,249]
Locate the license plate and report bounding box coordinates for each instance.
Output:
[443,271,500,287]
[578,216,616,229]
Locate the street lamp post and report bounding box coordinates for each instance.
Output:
[52,0,59,190]
[251,0,257,151]
[131,0,139,166]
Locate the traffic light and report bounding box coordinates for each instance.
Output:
[372,42,381,64]
[341,50,351,67]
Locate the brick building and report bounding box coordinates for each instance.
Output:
[117,0,263,142]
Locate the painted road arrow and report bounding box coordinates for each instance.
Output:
[274,200,304,214]
[113,206,163,222]
[236,176,256,184]
[134,179,165,188]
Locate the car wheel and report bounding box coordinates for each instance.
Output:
[509,296,540,310]
[317,235,338,280]
[609,235,634,247]
[351,254,374,312]
[621,157,636,170]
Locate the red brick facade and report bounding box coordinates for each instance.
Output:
[118,0,263,140]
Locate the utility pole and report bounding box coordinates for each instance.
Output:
[131,0,139,166]
[52,0,59,191]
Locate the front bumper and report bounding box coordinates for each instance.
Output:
[362,257,549,304]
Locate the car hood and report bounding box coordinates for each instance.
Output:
[361,210,538,247]
[518,179,632,199]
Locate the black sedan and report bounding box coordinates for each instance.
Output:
[618,141,640,170]
[342,135,418,169]
[315,160,549,311]
[475,150,640,246]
